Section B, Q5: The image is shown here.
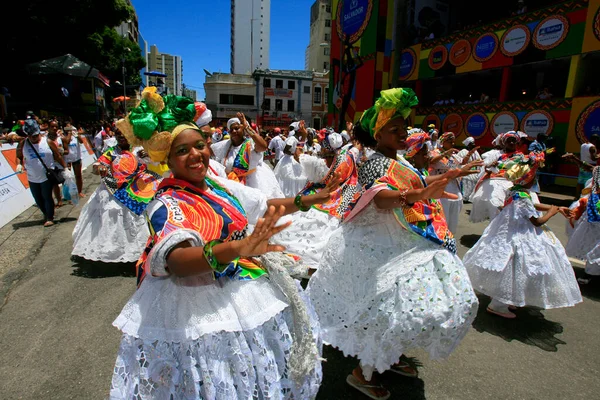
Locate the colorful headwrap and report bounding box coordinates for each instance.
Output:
[501,151,545,186]
[359,88,419,139]
[439,132,455,143]
[405,130,431,159]
[116,87,204,163]
[501,131,519,146]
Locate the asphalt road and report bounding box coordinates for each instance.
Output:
[0,171,598,399]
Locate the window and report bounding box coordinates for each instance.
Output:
[314,87,322,104]
[324,47,330,56]
[287,100,295,112]
[323,61,329,70]
[262,98,271,110]
[313,118,321,130]
[276,79,283,88]
[288,80,295,90]
[325,19,331,27]
[325,5,331,13]
[325,87,329,102]
[275,99,283,111]
[303,86,311,94]
[219,94,254,105]
[324,33,330,41]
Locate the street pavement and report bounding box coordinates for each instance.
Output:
[0,170,598,399]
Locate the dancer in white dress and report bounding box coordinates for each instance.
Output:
[469,132,522,223]
[464,152,582,318]
[110,89,331,399]
[273,130,362,276]
[562,156,600,282]
[429,132,483,234]
[308,88,478,400]
[71,129,162,263]
[274,136,309,197]
[211,113,284,199]
[456,136,482,202]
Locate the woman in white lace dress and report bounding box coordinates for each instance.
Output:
[308,89,478,400]
[211,113,284,199]
[109,89,332,399]
[71,130,162,263]
[463,152,582,319]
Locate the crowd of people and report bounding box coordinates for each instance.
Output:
[2,85,598,399]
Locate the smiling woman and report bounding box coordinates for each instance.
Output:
[108,87,328,399]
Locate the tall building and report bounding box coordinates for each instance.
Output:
[230,0,270,74]
[138,31,149,87]
[183,86,197,101]
[204,73,258,126]
[148,45,183,95]
[305,0,332,72]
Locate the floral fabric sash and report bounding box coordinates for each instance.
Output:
[136,177,267,286]
[346,155,456,253]
[98,147,162,215]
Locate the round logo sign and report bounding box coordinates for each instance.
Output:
[442,113,464,134]
[428,45,448,70]
[490,112,518,137]
[576,100,600,143]
[465,113,489,138]
[399,48,417,80]
[501,25,531,57]
[520,110,554,137]
[533,15,569,50]
[336,0,374,44]
[422,114,441,131]
[449,40,471,67]
[473,33,498,62]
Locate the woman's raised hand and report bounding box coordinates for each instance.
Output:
[236,206,291,257]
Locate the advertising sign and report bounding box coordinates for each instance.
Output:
[428,45,448,70]
[520,110,554,137]
[422,114,441,131]
[533,15,569,50]
[576,100,600,142]
[449,39,471,67]
[265,88,294,98]
[442,113,464,134]
[465,112,489,138]
[500,25,531,57]
[399,48,417,80]
[491,112,519,137]
[473,33,498,62]
[336,0,374,43]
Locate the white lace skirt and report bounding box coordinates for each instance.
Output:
[464,224,583,309]
[110,274,322,399]
[586,243,600,275]
[272,209,341,271]
[71,184,149,263]
[469,178,513,223]
[461,174,478,202]
[440,197,462,235]
[308,204,478,380]
[565,217,600,261]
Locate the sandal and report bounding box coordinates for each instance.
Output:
[487,306,516,319]
[43,221,55,227]
[79,193,86,198]
[390,360,418,378]
[346,375,390,400]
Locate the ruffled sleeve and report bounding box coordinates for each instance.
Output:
[513,196,539,221]
[145,199,205,277]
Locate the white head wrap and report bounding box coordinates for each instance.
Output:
[462,137,475,146]
[212,132,223,143]
[328,132,343,150]
[341,130,350,141]
[492,133,504,147]
[195,108,213,127]
[285,137,297,147]
[290,121,300,131]
[227,118,240,131]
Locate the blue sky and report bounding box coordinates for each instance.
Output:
[133,0,315,100]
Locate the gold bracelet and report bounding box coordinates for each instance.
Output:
[398,188,409,207]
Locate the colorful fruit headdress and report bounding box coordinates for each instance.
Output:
[359,88,419,139]
[501,151,546,186]
[116,87,207,163]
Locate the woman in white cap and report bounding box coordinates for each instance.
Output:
[456,136,482,202]
[211,113,284,199]
[274,136,309,197]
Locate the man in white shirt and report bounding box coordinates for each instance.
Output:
[268,127,285,166]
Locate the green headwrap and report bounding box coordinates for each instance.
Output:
[359,88,419,138]
[128,94,196,140]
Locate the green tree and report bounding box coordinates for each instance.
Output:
[2,0,144,86]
